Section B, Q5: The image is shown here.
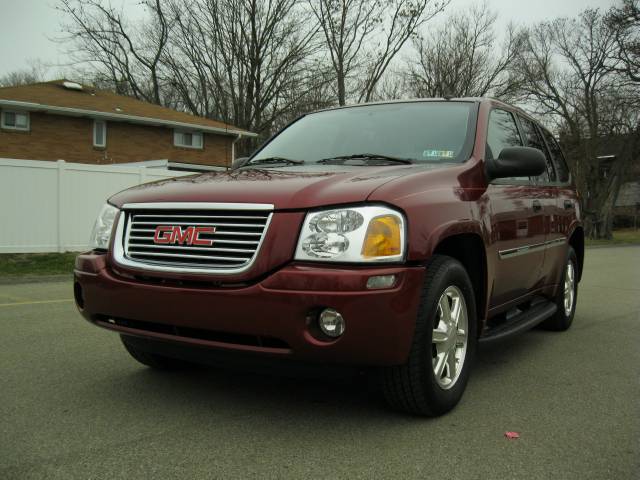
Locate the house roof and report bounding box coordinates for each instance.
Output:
[0,79,256,137]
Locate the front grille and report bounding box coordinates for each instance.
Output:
[121,205,272,273]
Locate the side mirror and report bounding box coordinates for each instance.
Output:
[232,156,249,169]
[486,146,546,180]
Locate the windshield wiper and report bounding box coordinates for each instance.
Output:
[316,153,413,165]
[247,156,304,166]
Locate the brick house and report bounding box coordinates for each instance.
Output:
[0,80,255,168]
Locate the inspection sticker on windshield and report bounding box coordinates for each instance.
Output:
[423,149,454,159]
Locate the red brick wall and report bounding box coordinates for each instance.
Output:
[0,111,233,167]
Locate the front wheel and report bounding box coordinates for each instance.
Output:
[382,255,477,416]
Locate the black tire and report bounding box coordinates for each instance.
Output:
[382,255,478,416]
[120,335,187,370]
[541,246,578,331]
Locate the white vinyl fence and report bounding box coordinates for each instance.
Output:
[0,159,192,253]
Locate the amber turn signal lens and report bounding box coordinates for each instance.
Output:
[361,215,402,258]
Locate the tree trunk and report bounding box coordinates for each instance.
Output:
[585,159,625,240]
[337,70,346,106]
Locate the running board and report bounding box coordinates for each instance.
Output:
[479,301,557,345]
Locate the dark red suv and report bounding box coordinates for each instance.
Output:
[75,98,583,416]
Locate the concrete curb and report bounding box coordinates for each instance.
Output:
[585,243,640,249]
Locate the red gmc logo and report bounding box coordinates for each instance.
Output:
[153,226,215,246]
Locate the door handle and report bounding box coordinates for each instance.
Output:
[532,200,542,212]
[564,200,574,210]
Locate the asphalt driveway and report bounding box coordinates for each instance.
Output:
[1,246,638,479]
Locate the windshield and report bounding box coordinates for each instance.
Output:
[251,101,476,165]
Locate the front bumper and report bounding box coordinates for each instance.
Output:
[74,253,425,366]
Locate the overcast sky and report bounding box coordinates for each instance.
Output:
[0,0,620,79]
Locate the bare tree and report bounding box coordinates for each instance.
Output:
[0,61,49,87]
[57,0,331,153]
[308,0,449,105]
[405,3,522,99]
[163,0,320,151]
[512,9,639,239]
[58,0,171,104]
[608,0,640,83]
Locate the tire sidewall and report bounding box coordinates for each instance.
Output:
[415,259,478,413]
[557,246,579,326]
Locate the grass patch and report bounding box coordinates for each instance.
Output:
[585,228,640,247]
[0,252,77,277]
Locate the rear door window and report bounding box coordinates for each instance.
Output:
[486,109,526,182]
[518,115,556,183]
[540,129,570,183]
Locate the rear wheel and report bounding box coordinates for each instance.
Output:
[120,335,187,370]
[382,255,477,416]
[541,246,578,331]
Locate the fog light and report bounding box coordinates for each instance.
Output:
[366,274,396,289]
[318,308,345,338]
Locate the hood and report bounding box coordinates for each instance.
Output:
[108,164,445,210]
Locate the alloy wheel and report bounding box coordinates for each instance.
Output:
[432,285,468,389]
[564,261,575,316]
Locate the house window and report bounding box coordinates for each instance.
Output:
[1,110,30,131]
[174,130,203,149]
[93,120,107,148]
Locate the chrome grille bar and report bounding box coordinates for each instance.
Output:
[130,221,267,228]
[127,244,255,253]
[125,250,252,262]
[128,231,263,238]
[133,214,269,220]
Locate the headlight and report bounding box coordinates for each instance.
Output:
[89,203,119,250]
[294,206,405,263]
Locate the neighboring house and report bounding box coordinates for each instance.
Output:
[614,181,640,227]
[595,135,640,227]
[0,80,255,168]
